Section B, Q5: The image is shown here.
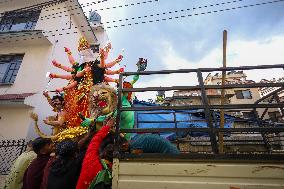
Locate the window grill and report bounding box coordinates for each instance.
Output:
[0,54,24,84]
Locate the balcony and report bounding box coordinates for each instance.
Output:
[0,9,41,33]
[0,30,52,46]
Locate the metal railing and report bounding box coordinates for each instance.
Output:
[115,64,284,160]
[0,139,26,175]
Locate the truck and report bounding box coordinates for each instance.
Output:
[112,64,284,189]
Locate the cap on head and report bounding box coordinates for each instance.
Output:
[56,140,78,158]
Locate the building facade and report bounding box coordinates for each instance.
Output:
[0,0,107,140]
[259,77,284,99]
[163,70,281,121]
[164,89,234,107]
[204,71,263,119]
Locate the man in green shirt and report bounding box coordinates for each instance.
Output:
[4,140,37,189]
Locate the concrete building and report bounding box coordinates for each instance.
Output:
[164,89,234,107]
[0,0,108,140]
[164,70,281,121]
[204,71,263,119]
[258,77,284,121]
[259,77,284,99]
[89,10,109,48]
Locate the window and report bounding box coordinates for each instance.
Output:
[0,9,41,32]
[268,111,281,122]
[242,111,255,119]
[235,90,252,99]
[0,54,24,84]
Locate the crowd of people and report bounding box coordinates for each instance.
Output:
[4,117,179,189]
[3,39,179,189]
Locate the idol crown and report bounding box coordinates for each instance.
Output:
[78,37,90,51]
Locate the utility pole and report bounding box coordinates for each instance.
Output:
[219,30,227,153]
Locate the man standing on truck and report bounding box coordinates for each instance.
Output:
[120,134,180,154]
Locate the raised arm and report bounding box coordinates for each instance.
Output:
[43,112,65,127]
[43,91,56,109]
[52,60,73,72]
[98,43,112,68]
[55,81,78,93]
[76,125,110,189]
[75,66,91,78]
[64,47,77,66]
[76,118,115,189]
[105,68,124,75]
[131,75,139,85]
[99,48,106,68]
[104,54,123,68]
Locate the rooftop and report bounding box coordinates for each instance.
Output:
[0,93,35,100]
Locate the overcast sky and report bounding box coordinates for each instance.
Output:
[79,0,284,100]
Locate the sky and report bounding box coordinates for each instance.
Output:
[79,0,284,100]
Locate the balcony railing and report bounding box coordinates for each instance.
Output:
[0,9,41,33]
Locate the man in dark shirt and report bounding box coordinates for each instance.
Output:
[22,137,54,189]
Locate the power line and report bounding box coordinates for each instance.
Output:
[0,0,108,20]
[39,0,244,30]
[39,0,159,21]
[0,0,159,23]
[35,0,273,33]
[0,0,65,16]
[104,0,245,24]
[39,0,242,23]
[0,0,283,42]
[79,0,109,7]
[106,0,284,28]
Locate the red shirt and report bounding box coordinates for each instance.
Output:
[76,125,110,189]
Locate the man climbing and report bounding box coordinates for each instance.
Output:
[76,118,116,189]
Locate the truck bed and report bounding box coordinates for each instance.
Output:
[112,155,284,189]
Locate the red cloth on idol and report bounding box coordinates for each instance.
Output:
[76,125,110,189]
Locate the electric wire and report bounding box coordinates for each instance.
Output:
[0,0,108,20]
[15,0,248,35]
[0,0,283,43]
[40,0,159,21]
[40,0,159,20]
[104,0,245,24]
[106,0,284,28]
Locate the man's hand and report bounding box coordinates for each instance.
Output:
[64,47,71,53]
[43,91,49,98]
[81,118,94,128]
[116,55,123,63]
[49,73,57,79]
[52,60,60,67]
[106,118,116,128]
[43,119,49,125]
[117,68,124,74]
[84,66,91,72]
